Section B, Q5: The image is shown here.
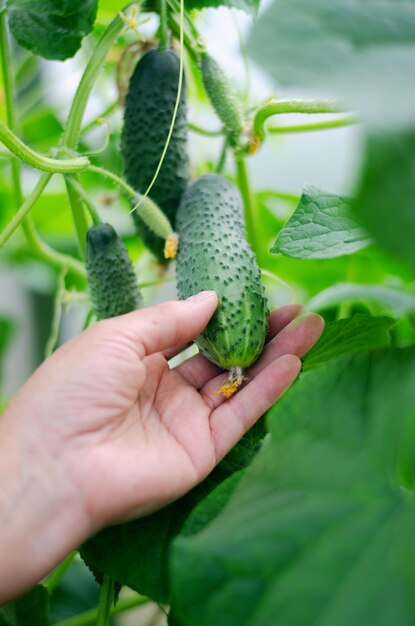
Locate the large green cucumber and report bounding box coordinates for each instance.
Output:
[121,48,189,261]
[86,223,142,320]
[176,174,268,371]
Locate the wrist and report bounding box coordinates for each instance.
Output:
[0,402,91,602]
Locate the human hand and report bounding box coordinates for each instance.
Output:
[0,293,323,600]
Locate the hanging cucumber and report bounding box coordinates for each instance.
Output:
[176,174,268,397]
[121,47,189,261]
[86,223,142,320]
[200,53,244,145]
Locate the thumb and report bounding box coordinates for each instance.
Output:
[115,291,218,357]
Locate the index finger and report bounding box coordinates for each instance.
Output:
[115,291,218,358]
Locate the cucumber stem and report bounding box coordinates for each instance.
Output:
[86,165,173,238]
[267,115,359,135]
[215,135,229,174]
[61,6,133,255]
[0,172,51,249]
[44,268,67,358]
[96,576,115,626]
[53,594,150,626]
[44,551,77,592]
[0,120,89,173]
[158,0,169,50]
[0,11,23,209]
[188,121,223,137]
[66,177,101,226]
[252,98,349,145]
[0,14,85,278]
[80,101,118,137]
[235,154,258,254]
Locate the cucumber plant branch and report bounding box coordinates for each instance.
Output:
[0,120,89,173]
[252,98,350,144]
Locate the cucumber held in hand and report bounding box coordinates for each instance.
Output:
[121,47,189,261]
[86,223,142,320]
[176,174,268,397]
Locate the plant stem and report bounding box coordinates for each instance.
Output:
[168,14,199,63]
[61,7,132,254]
[80,101,118,136]
[167,0,202,51]
[53,595,150,626]
[62,11,129,151]
[66,176,101,226]
[0,120,89,173]
[87,164,138,199]
[235,154,257,253]
[96,576,115,626]
[87,166,173,238]
[0,12,23,208]
[188,121,223,137]
[158,0,169,50]
[0,172,52,249]
[23,221,86,279]
[267,115,358,135]
[258,189,299,204]
[252,98,347,143]
[215,135,229,173]
[0,14,84,278]
[45,551,76,592]
[65,179,89,257]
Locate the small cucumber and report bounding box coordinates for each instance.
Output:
[200,54,244,144]
[121,48,189,261]
[176,174,268,392]
[86,223,142,320]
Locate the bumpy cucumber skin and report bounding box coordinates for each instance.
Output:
[86,223,142,320]
[176,174,268,370]
[121,48,189,261]
[200,55,244,143]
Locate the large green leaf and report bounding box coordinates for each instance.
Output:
[353,129,415,272]
[271,186,370,259]
[247,0,415,127]
[8,0,98,61]
[0,586,50,626]
[81,421,266,603]
[302,314,394,371]
[247,0,415,271]
[185,0,260,14]
[306,283,415,317]
[170,349,415,626]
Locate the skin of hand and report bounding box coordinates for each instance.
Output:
[0,291,324,602]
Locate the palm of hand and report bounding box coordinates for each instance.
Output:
[24,300,323,531]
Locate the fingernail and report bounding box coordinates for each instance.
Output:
[186,290,217,303]
[290,312,324,328]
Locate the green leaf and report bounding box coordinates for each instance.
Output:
[353,128,415,272]
[185,0,260,15]
[271,186,371,260]
[8,0,98,61]
[1,586,50,626]
[170,349,415,626]
[306,283,415,318]
[246,0,415,128]
[302,314,394,371]
[247,0,415,272]
[81,421,266,603]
